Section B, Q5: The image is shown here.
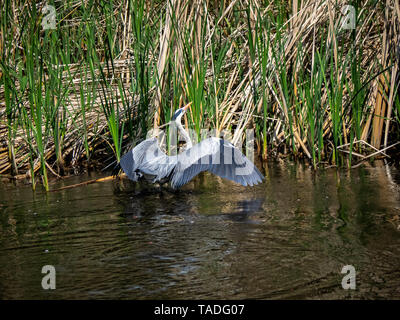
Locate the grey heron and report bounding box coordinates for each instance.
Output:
[118,105,264,189]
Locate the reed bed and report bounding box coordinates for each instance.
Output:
[0,0,399,190]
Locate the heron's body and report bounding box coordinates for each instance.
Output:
[119,106,264,189]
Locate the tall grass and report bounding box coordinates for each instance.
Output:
[0,0,399,190]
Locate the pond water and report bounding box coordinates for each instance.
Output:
[1,161,400,299]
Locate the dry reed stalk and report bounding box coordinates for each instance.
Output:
[153,0,177,128]
[371,73,389,149]
[383,0,400,148]
[383,64,398,148]
[50,174,125,192]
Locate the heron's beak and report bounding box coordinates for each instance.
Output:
[183,102,192,112]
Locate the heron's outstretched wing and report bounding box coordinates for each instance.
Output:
[120,138,175,182]
[170,137,264,189]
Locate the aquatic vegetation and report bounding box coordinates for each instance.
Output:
[0,0,399,190]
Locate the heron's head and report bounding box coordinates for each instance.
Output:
[171,103,191,122]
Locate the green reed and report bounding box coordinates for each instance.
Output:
[0,0,399,190]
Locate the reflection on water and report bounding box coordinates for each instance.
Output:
[0,161,400,299]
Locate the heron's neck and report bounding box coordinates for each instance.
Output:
[176,119,192,149]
